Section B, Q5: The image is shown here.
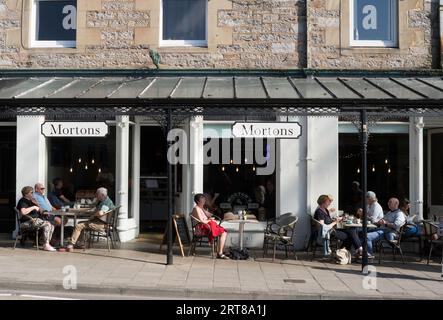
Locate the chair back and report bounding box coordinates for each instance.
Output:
[14,207,21,227]
[105,206,121,232]
[111,206,121,230]
[422,220,438,240]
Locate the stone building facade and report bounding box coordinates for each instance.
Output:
[0,0,440,69]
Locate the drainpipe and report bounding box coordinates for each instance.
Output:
[440,0,443,68]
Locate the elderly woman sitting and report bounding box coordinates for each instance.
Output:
[314,194,363,258]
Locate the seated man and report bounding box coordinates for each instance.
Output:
[33,183,62,227]
[366,198,406,258]
[356,191,384,224]
[65,187,115,252]
[48,178,73,209]
[17,186,56,252]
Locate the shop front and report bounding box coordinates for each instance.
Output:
[2,72,443,266]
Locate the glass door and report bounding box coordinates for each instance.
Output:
[427,129,443,219]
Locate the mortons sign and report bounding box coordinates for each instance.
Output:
[41,122,109,137]
[231,122,302,139]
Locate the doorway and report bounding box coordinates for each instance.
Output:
[427,129,443,219]
[139,126,168,232]
[0,126,16,232]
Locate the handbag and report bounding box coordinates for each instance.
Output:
[335,248,352,265]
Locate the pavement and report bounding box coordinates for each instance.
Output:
[1,237,443,300]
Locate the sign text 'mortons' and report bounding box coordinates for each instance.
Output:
[41,122,109,137]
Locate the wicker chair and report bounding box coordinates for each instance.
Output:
[13,207,41,250]
[84,206,121,252]
[422,220,443,265]
[263,213,298,261]
[188,214,219,258]
[377,225,406,264]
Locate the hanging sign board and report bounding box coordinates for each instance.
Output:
[231,122,302,139]
[41,122,109,137]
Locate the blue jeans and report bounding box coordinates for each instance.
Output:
[367,228,396,255]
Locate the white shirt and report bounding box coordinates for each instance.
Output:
[367,201,384,223]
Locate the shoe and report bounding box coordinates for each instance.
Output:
[57,248,67,252]
[74,244,85,249]
[217,253,230,260]
[43,245,56,252]
[66,245,74,253]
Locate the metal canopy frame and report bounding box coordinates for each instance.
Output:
[2,73,443,270]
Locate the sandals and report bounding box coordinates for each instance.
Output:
[217,253,230,260]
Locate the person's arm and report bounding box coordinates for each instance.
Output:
[94,209,106,219]
[388,213,406,231]
[20,206,40,216]
[60,195,71,204]
[318,219,337,227]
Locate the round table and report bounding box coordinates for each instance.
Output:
[53,209,92,247]
[224,219,259,250]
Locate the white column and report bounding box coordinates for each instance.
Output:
[115,115,132,242]
[14,116,47,237]
[131,117,141,238]
[307,117,339,211]
[276,116,308,250]
[305,116,339,251]
[409,117,424,220]
[189,116,204,210]
[181,120,192,215]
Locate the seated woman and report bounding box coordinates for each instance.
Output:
[16,186,56,252]
[314,194,363,258]
[400,198,420,237]
[192,193,229,259]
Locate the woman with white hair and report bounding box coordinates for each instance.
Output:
[357,191,384,224]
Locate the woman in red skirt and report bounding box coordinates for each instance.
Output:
[192,193,229,259]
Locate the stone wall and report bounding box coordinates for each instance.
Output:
[308,0,440,69]
[0,0,440,70]
[0,0,307,69]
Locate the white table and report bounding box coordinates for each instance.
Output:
[225,219,259,250]
[53,209,92,247]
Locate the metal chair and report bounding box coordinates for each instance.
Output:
[188,214,218,258]
[377,225,406,264]
[400,222,423,261]
[13,207,40,250]
[85,206,121,252]
[422,220,443,265]
[306,213,340,260]
[263,213,298,261]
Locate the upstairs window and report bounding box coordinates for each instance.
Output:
[31,0,77,48]
[350,0,398,47]
[161,0,207,47]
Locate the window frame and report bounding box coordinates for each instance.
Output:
[159,0,208,47]
[30,0,77,48]
[349,0,398,48]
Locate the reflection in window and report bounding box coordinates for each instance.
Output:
[161,0,207,46]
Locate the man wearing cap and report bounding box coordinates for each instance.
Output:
[357,191,384,224]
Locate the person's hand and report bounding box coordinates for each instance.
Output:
[33,206,40,212]
[377,219,385,226]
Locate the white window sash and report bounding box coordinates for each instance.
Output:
[349,0,398,48]
[30,0,77,48]
[159,0,208,47]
